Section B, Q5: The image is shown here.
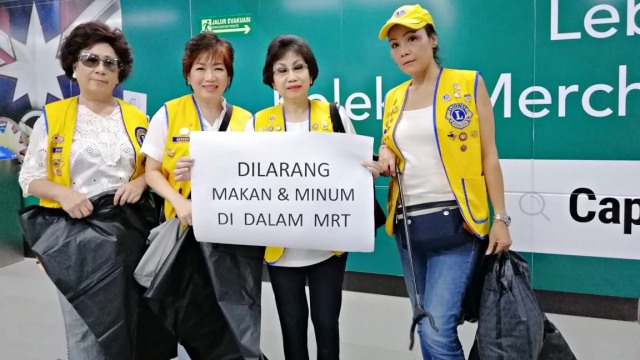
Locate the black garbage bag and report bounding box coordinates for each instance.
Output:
[462,241,490,324]
[18,191,158,360]
[374,197,387,230]
[538,317,577,360]
[143,226,245,360]
[471,316,578,360]
[472,251,545,360]
[199,243,266,360]
[135,298,179,360]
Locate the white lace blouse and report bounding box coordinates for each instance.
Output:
[18,105,136,198]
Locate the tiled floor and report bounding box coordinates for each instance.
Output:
[1,259,639,360]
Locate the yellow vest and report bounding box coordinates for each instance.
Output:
[253,99,334,132]
[382,68,490,238]
[254,100,344,264]
[161,94,252,220]
[42,96,147,208]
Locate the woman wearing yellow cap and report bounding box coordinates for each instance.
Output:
[377,4,512,359]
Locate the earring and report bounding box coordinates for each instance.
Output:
[72,71,76,79]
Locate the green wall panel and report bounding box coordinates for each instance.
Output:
[117,0,640,298]
[533,0,640,161]
[526,252,640,298]
[121,0,192,116]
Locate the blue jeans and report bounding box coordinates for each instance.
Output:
[395,209,481,360]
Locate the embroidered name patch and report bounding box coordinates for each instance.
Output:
[172,136,190,143]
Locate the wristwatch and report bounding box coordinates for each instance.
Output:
[493,213,511,227]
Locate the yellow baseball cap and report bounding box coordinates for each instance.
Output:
[378,4,435,40]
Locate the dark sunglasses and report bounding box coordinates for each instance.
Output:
[78,52,123,72]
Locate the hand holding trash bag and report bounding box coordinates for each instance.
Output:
[19,191,159,360]
[16,20,154,360]
[53,186,94,219]
[470,251,545,360]
[467,253,577,360]
[114,176,147,205]
[485,221,512,255]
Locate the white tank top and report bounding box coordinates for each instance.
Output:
[394,106,455,206]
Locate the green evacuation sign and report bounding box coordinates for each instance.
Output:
[201,15,252,35]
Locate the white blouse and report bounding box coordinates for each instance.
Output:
[19,105,136,198]
[141,97,230,162]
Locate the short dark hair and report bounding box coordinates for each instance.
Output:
[262,35,319,89]
[59,21,133,82]
[423,24,440,65]
[182,32,235,90]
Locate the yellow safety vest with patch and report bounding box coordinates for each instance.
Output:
[253,99,335,133]
[42,96,147,208]
[161,94,252,220]
[254,100,344,264]
[382,68,490,238]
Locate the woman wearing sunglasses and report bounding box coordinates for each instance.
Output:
[18,21,157,360]
[141,32,267,359]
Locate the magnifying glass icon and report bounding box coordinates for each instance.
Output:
[519,192,550,221]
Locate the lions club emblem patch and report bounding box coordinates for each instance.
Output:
[135,127,147,146]
[445,103,473,129]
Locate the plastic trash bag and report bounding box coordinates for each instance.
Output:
[142,225,266,359]
[18,191,158,360]
[471,251,545,360]
[470,317,577,360]
[538,317,577,360]
[199,243,266,360]
[135,298,179,360]
[373,194,386,230]
[134,217,182,288]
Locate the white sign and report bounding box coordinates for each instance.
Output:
[123,90,147,115]
[502,159,640,260]
[190,132,375,252]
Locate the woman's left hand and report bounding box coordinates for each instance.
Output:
[114,177,146,205]
[486,221,512,255]
[362,161,381,179]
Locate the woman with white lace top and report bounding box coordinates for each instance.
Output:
[18,21,154,360]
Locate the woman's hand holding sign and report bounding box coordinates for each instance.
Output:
[362,161,381,179]
[174,157,194,182]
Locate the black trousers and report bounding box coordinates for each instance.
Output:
[267,254,348,360]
